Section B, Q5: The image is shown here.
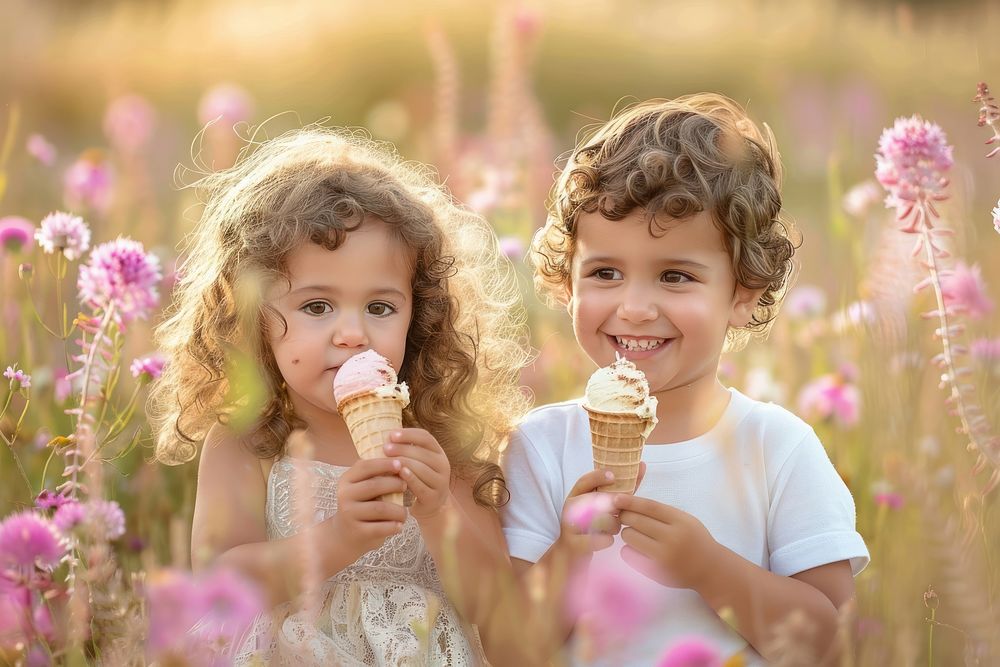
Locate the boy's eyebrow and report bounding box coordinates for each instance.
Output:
[288,285,408,301]
[578,256,711,271]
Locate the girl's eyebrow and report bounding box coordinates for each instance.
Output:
[578,256,710,271]
[288,284,408,301]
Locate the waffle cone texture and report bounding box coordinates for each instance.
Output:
[338,390,406,505]
[584,406,651,493]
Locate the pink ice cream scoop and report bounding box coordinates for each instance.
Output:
[333,349,409,405]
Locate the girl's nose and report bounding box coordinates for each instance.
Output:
[332,315,368,348]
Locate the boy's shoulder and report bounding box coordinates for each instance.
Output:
[731,388,821,457]
[510,398,587,449]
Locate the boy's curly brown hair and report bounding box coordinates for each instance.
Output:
[151,128,530,508]
[532,93,798,351]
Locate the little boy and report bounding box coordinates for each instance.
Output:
[501,94,869,665]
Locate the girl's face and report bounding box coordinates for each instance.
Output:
[266,219,413,423]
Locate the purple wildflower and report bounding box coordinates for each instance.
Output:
[130,354,166,383]
[198,83,254,128]
[146,569,201,658]
[64,150,115,215]
[52,502,85,536]
[657,637,723,667]
[4,365,31,390]
[77,237,162,323]
[34,490,72,512]
[34,212,91,261]
[0,217,35,253]
[0,512,67,571]
[52,500,125,541]
[104,94,156,154]
[875,116,953,225]
[26,134,56,166]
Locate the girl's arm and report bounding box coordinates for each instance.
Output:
[191,424,407,609]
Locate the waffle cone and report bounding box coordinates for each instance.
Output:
[584,406,651,493]
[338,390,406,505]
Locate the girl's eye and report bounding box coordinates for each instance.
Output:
[661,271,693,284]
[302,301,332,316]
[367,301,397,316]
[592,268,623,281]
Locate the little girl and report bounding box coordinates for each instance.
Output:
[150,128,530,665]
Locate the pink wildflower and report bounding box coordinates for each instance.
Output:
[193,568,265,645]
[971,337,1000,362]
[0,578,31,650]
[992,198,1000,235]
[4,365,31,390]
[26,134,56,166]
[77,237,162,323]
[34,212,91,260]
[564,493,616,533]
[130,354,166,383]
[797,373,861,428]
[784,285,827,320]
[498,236,526,261]
[0,512,67,571]
[940,262,994,320]
[871,481,904,510]
[53,499,125,542]
[53,368,73,403]
[657,637,723,667]
[34,490,72,512]
[103,94,156,154]
[64,150,115,215]
[842,180,883,218]
[875,116,953,219]
[198,83,254,128]
[566,559,657,654]
[0,216,35,253]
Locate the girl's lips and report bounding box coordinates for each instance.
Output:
[607,334,672,360]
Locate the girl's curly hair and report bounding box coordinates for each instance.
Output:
[533,93,799,351]
[151,127,531,508]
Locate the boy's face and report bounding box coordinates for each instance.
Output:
[568,209,759,399]
[266,219,413,422]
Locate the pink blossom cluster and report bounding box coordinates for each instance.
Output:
[77,237,162,324]
[52,499,126,542]
[146,567,264,664]
[4,365,31,390]
[34,211,91,261]
[64,151,115,215]
[130,354,166,383]
[797,365,861,429]
[875,115,953,225]
[0,216,34,254]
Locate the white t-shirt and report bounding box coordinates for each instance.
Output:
[500,388,869,666]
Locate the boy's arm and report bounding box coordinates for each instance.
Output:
[192,424,406,609]
[616,494,853,663]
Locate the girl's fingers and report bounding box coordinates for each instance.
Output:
[357,520,405,540]
[399,463,436,500]
[351,501,408,524]
[390,428,445,454]
[382,441,446,473]
[343,474,407,502]
[343,457,402,483]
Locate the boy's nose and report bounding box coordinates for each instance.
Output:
[332,315,369,348]
[617,286,658,323]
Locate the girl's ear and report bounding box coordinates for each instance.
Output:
[729,285,764,328]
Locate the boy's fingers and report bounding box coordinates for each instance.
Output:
[620,525,660,555]
[613,492,677,522]
[569,469,616,498]
[618,510,662,538]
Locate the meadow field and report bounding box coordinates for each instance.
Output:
[1,0,999,664]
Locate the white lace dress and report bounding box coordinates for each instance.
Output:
[233,457,487,666]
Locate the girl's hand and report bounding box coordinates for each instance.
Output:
[614,494,719,590]
[383,428,451,520]
[333,458,409,559]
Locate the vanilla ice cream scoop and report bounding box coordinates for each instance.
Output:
[583,354,658,434]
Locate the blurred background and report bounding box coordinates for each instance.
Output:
[2,0,1000,664]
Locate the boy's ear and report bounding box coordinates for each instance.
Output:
[729,285,764,328]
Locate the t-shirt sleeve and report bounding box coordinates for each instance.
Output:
[767,429,870,577]
[500,426,563,563]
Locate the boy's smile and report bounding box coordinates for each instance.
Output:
[569,209,761,428]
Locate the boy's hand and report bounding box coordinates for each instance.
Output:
[614,494,719,589]
[333,458,408,559]
[383,428,451,520]
[559,463,645,552]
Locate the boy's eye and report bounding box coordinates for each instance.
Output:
[367,301,396,316]
[592,268,623,281]
[302,301,332,316]
[661,271,693,284]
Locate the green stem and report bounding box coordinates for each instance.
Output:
[927,608,935,667]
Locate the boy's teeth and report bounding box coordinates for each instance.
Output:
[615,336,664,351]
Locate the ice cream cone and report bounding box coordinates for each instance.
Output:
[338,390,406,505]
[584,406,651,493]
